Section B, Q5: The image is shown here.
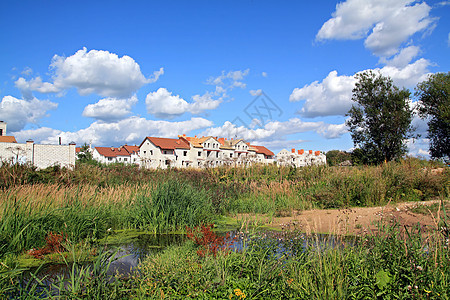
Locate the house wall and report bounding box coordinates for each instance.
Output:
[0,141,75,169]
[92,149,116,164]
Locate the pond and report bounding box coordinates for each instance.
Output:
[27,229,355,282]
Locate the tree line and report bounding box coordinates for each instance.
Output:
[329,71,448,166]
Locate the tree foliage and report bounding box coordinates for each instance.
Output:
[415,72,449,162]
[346,71,414,164]
[76,143,95,164]
[326,150,352,166]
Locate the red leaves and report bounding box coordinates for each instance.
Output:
[28,232,67,259]
[186,224,233,257]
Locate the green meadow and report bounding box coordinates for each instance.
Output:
[0,159,448,299]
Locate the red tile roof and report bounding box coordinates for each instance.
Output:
[0,136,17,143]
[141,137,190,150]
[123,145,139,155]
[251,145,274,156]
[95,147,130,158]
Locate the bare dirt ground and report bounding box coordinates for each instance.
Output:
[237,200,449,235]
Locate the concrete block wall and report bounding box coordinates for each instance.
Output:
[0,141,76,169]
[0,142,27,164]
[33,143,76,169]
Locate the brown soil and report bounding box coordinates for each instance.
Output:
[236,200,449,235]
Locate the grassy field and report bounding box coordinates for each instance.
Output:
[0,158,448,298]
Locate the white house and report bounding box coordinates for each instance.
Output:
[139,136,191,169]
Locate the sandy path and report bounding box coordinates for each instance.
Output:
[237,200,448,235]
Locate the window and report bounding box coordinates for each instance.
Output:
[198,151,201,157]
[183,151,187,156]
[230,153,233,158]
[124,158,127,161]
[150,150,153,155]
[216,152,219,158]
[108,157,113,161]
[143,151,146,154]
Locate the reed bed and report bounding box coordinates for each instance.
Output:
[133,221,450,299]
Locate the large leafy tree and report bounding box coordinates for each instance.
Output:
[415,72,449,162]
[346,71,414,164]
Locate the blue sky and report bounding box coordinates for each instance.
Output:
[1,0,449,156]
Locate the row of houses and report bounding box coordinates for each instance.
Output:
[86,135,326,169]
[86,134,276,169]
[276,148,327,167]
[1,121,326,169]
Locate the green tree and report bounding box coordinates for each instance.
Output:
[415,72,449,162]
[76,143,95,164]
[326,150,351,166]
[346,71,414,164]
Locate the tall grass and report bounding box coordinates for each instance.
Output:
[0,158,447,259]
[0,180,214,259]
[136,223,450,299]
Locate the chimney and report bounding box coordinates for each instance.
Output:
[195,135,197,138]
[315,151,320,156]
[291,148,295,153]
[309,150,313,154]
[299,149,304,155]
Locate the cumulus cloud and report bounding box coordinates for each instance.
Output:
[82,95,138,122]
[145,88,221,119]
[0,95,58,132]
[317,0,436,57]
[13,117,213,146]
[290,59,431,118]
[379,45,420,68]
[290,71,356,117]
[202,118,347,144]
[15,77,61,100]
[190,92,221,114]
[15,48,162,99]
[262,72,268,77]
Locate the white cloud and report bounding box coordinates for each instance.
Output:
[13,117,213,146]
[290,59,431,117]
[379,45,420,68]
[0,95,58,132]
[82,95,138,122]
[190,92,221,114]
[202,118,347,143]
[145,88,221,119]
[15,77,61,100]
[406,137,430,158]
[249,89,263,96]
[380,58,431,88]
[262,72,268,77]
[290,71,356,117]
[207,69,250,95]
[15,48,162,99]
[317,0,436,57]
[21,67,32,76]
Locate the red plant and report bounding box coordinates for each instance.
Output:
[28,232,67,259]
[186,224,235,257]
